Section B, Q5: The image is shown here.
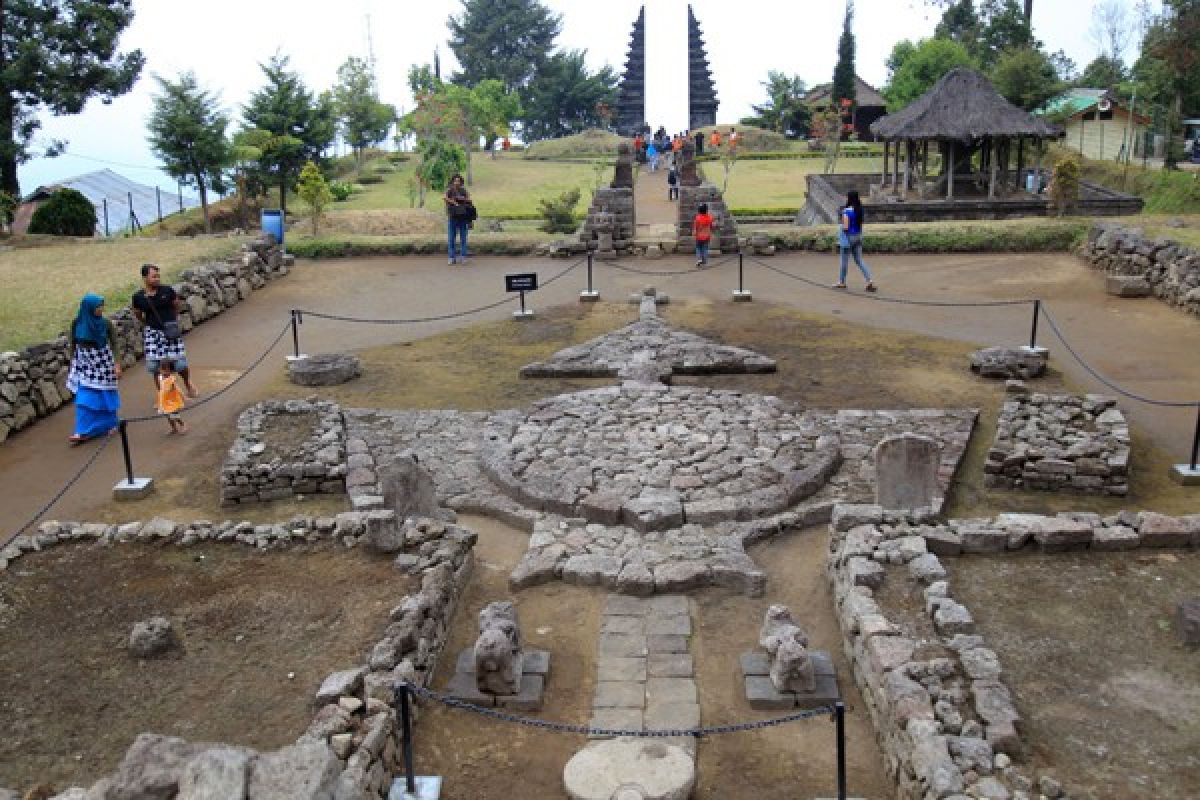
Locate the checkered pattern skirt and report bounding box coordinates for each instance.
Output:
[144,325,186,362]
[66,344,119,392]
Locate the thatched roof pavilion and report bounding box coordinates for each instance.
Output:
[869,67,1060,200]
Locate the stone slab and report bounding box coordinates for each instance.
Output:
[598,634,648,658]
[644,701,701,732]
[495,674,546,712]
[648,653,694,678]
[597,657,648,683]
[588,709,644,739]
[594,681,645,709]
[645,677,698,705]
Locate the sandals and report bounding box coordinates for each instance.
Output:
[865,283,878,293]
[68,434,90,446]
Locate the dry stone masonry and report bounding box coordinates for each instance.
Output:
[220,398,347,506]
[287,352,361,386]
[985,393,1130,495]
[1081,223,1200,317]
[969,346,1047,381]
[0,235,289,447]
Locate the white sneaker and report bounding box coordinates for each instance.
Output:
[448,258,455,266]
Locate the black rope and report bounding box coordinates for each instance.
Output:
[746,255,1035,308]
[1038,305,1200,408]
[122,319,293,424]
[406,683,834,737]
[2,433,114,551]
[296,257,584,324]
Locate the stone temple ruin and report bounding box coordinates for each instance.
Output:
[5,283,1200,800]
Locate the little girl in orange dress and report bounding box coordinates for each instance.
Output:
[156,361,187,434]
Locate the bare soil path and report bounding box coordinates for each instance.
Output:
[634,165,678,230]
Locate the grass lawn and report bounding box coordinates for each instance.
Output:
[0,236,244,352]
[338,153,598,218]
[718,157,884,211]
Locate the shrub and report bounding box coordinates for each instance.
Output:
[1049,153,1081,216]
[329,181,355,202]
[29,188,97,236]
[0,189,16,227]
[356,172,385,185]
[537,188,581,233]
[297,160,333,235]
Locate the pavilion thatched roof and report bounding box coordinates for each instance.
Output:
[870,67,1059,142]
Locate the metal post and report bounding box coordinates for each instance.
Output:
[156,186,163,223]
[103,198,110,237]
[290,310,301,359]
[587,253,594,294]
[1190,406,1199,471]
[178,183,183,213]
[519,290,527,315]
[1029,299,1040,350]
[399,683,417,794]
[118,420,135,486]
[738,253,745,293]
[835,701,847,800]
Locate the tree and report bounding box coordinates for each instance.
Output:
[332,56,395,166]
[832,0,857,125]
[884,38,975,110]
[1090,0,1132,62]
[296,160,332,235]
[520,50,618,141]
[242,54,336,215]
[414,138,466,206]
[990,46,1061,110]
[935,0,981,47]
[0,0,145,195]
[146,72,230,233]
[1140,0,1200,167]
[28,187,95,235]
[742,71,810,137]
[229,129,267,230]
[447,0,561,92]
[976,0,1037,68]
[1077,55,1127,88]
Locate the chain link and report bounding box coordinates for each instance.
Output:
[403,683,835,737]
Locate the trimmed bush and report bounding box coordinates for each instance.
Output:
[28,188,97,236]
[537,188,581,233]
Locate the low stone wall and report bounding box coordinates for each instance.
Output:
[828,504,1199,800]
[1080,223,1200,318]
[677,184,739,254]
[984,393,1129,495]
[220,399,347,506]
[2,511,477,800]
[0,236,289,447]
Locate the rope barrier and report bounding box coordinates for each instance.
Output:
[296,257,584,325]
[2,433,114,551]
[1037,305,1200,409]
[745,255,1034,308]
[406,683,834,737]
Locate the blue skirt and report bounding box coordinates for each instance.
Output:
[74,385,120,438]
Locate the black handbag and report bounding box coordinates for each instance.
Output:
[145,292,181,340]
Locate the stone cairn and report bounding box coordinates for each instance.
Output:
[0,234,288,447]
[740,605,839,710]
[1081,223,1200,316]
[984,393,1130,495]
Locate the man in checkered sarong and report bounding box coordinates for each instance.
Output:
[131,264,198,397]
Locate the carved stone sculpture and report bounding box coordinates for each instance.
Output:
[770,636,816,693]
[474,601,523,694]
[759,604,808,654]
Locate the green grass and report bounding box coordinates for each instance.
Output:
[0,236,244,352]
[337,152,598,218]
[718,157,884,212]
[1061,146,1200,214]
[754,217,1090,253]
[287,231,556,259]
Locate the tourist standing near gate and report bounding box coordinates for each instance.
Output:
[132,264,197,396]
[66,293,122,445]
[444,173,474,265]
[709,129,721,150]
[667,165,679,201]
[834,190,877,292]
[694,130,705,155]
[692,202,714,267]
[647,140,659,172]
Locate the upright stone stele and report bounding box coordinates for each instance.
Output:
[874,432,941,511]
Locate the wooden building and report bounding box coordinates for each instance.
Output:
[805,76,888,142]
[1038,89,1150,162]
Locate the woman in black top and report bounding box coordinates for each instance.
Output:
[445,173,473,265]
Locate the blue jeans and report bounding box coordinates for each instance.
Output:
[839,240,872,284]
[695,239,710,264]
[447,218,469,262]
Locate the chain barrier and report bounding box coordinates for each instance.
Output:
[2,433,114,551]
[603,253,737,278]
[745,255,1034,308]
[1037,305,1200,409]
[121,319,294,424]
[405,682,834,737]
[296,257,585,325]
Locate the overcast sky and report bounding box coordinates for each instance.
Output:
[19,0,1130,195]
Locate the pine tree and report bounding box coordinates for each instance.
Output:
[0,0,145,194]
[832,1,858,139]
[447,0,562,92]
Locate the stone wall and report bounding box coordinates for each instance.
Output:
[676,184,738,254]
[2,510,477,800]
[1080,223,1200,318]
[579,187,636,257]
[0,236,289,447]
[220,399,347,506]
[828,504,1199,800]
[984,393,1129,495]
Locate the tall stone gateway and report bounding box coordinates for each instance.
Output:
[687,5,718,130]
[615,6,646,136]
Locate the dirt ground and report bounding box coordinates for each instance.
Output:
[0,541,411,794]
[952,551,1200,800]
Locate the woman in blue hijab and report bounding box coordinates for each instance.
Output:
[65,293,122,444]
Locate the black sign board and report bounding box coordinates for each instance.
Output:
[505,272,538,292]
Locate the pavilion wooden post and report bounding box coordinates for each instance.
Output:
[881,140,890,188]
[892,138,901,190]
[988,137,998,199]
[947,140,955,199]
[1016,136,1026,192]
[901,140,912,200]
[1034,139,1044,195]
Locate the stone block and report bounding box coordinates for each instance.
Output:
[646,614,692,636]
[1033,517,1093,552]
[874,433,941,510]
[646,677,697,705]
[745,675,794,710]
[867,635,915,673]
[847,557,886,589]
[1105,275,1151,297]
[647,634,689,654]
[594,681,645,708]
[597,657,647,682]
[598,633,647,658]
[588,709,644,738]
[648,653,694,678]
[1091,525,1140,551]
[444,672,495,706]
[495,673,545,711]
[1137,512,1192,547]
[960,527,1008,553]
[644,700,701,731]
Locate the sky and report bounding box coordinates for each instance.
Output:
[18,0,1128,196]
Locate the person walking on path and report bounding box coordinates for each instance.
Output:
[155,360,187,435]
[694,130,705,155]
[66,293,122,445]
[667,165,679,201]
[444,173,473,265]
[132,264,197,396]
[646,140,659,172]
[710,129,722,150]
[692,202,714,267]
[834,190,877,292]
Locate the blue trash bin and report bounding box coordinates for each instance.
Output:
[261,209,284,247]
